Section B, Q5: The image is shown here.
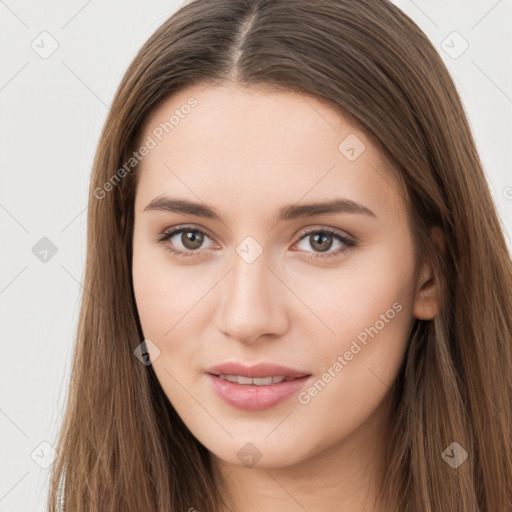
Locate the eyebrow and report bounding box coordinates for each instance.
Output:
[143,196,376,221]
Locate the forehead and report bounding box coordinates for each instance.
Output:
[134,83,405,223]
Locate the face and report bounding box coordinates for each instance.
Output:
[132,83,436,470]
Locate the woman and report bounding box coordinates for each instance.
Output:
[49,0,512,510]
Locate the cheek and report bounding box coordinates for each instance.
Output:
[292,240,415,407]
[132,241,204,340]
[132,249,200,395]
[131,243,216,406]
[299,241,415,348]
[132,248,169,339]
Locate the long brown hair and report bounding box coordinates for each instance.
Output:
[48,0,512,510]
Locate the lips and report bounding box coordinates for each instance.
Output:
[206,362,312,411]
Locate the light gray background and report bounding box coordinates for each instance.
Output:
[1,0,511,510]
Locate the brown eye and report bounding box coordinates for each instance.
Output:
[158,226,214,257]
[295,228,356,260]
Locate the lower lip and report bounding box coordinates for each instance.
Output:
[207,374,312,411]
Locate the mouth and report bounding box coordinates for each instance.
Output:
[206,362,312,411]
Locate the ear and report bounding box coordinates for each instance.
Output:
[413,227,443,320]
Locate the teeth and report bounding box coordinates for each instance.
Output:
[218,375,287,385]
[253,377,273,385]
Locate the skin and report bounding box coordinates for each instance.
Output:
[132,82,439,511]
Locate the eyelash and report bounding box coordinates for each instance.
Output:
[157,226,356,261]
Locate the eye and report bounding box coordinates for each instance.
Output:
[293,227,356,260]
[158,226,215,258]
[158,225,356,260]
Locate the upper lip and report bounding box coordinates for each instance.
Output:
[207,362,310,379]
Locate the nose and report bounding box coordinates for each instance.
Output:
[215,248,289,344]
